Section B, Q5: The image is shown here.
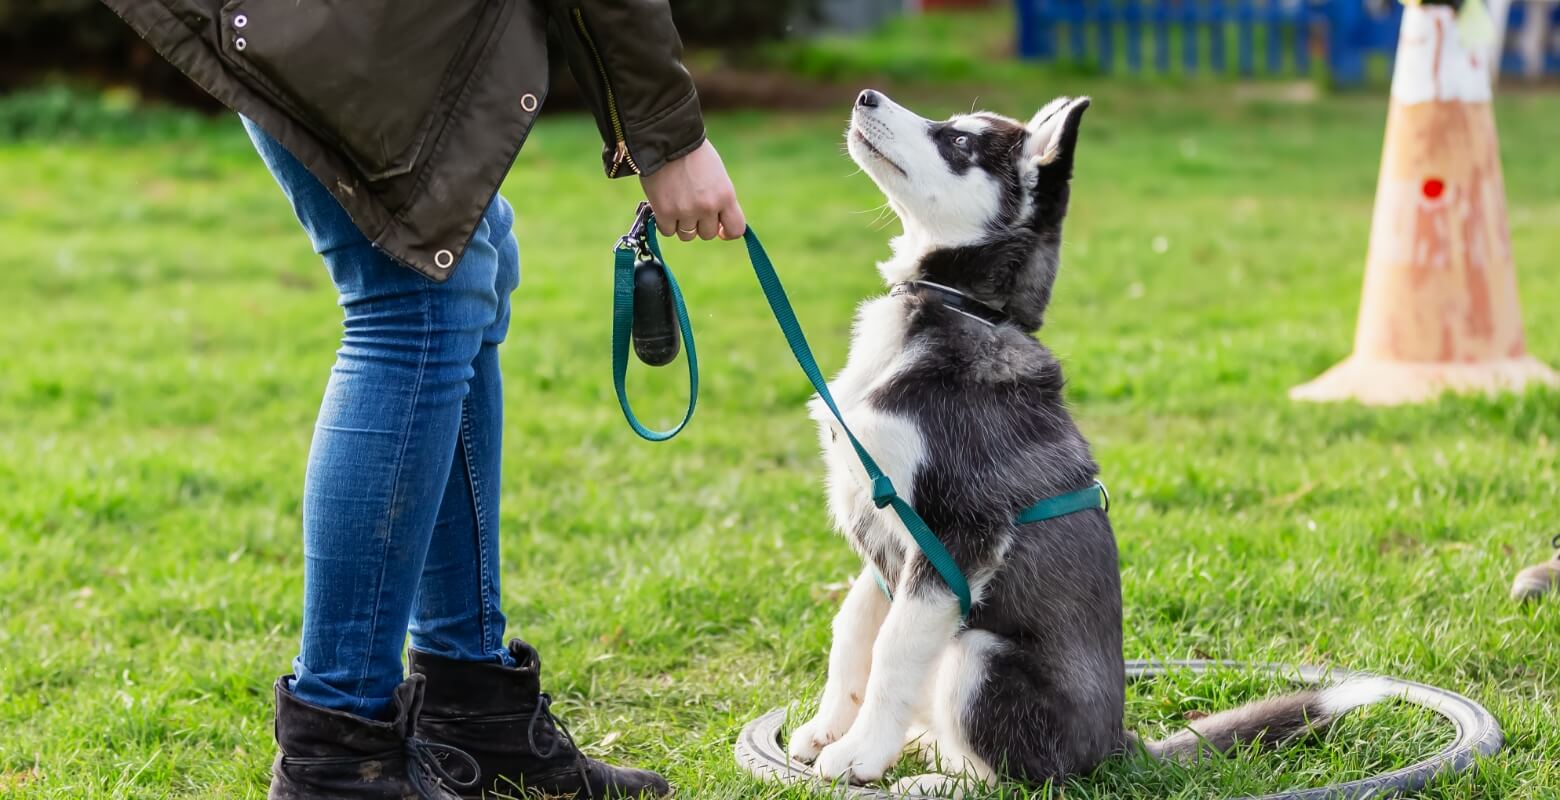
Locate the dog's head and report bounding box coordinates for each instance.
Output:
[846,90,1090,331]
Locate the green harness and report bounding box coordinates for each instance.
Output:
[611,207,1108,619]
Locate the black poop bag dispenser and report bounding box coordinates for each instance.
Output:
[621,202,681,367]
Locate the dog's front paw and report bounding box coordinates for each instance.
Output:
[787,716,843,764]
[813,731,899,785]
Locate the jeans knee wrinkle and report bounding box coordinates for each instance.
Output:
[480,196,521,346]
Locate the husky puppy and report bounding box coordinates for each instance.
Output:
[787,90,1391,796]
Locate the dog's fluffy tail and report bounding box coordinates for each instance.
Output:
[1140,677,1397,763]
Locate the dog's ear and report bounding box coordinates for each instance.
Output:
[1022,96,1091,178]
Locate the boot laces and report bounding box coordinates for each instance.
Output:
[284,738,479,800]
[406,737,481,799]
[527,693,594,791]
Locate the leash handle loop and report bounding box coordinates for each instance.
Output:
[611,215,698,442]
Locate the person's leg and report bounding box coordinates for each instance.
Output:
[244,118,508,719]
[409,194,521,665]
[391,186,673,800]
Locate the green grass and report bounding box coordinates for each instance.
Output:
[755,9,1049,84]
[2,80,1559,798]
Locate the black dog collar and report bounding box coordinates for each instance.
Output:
[891,281,1011,327]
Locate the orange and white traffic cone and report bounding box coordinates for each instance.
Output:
[1291,1,1557,405]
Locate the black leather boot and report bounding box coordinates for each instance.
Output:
[409,640,672,799]
[269,673,480,799]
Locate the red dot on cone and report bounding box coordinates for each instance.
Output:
[1422,178,1445,199]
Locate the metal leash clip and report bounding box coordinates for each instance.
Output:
[617,201,656,259]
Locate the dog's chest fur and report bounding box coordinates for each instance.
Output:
[809,294,925,580]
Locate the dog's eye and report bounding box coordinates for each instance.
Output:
[954,135,970,148]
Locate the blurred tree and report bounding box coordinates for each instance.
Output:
[0,0,218,105]
[1,1,818,103]
[668,0,818,45]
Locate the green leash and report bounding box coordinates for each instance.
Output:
[611,212,697,441]
[611,208,1108,620]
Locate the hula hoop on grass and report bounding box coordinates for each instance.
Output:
[735,660,1503,800]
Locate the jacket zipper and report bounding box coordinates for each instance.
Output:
[572,9,639,177]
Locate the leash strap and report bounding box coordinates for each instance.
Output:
[1016,480,1109,524]
[741,228,973,619]
[612,224,698,441]
[872,479,1108,604]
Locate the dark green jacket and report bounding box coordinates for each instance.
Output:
[101,0,706,280]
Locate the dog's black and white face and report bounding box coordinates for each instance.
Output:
[846,90,1090,330]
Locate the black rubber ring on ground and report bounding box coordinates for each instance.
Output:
[735,659,1504,799]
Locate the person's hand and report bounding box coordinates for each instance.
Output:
[640,140,746,242]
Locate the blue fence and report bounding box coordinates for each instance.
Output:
[1015,1,1560,83]
[1500,2,1560,75]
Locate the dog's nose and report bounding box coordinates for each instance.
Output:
[857,89,880,109]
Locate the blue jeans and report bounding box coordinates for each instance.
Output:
[245,119,520,719]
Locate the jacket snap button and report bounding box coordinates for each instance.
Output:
[234,14,248,28]
[521,93,538,113]
[235,37,247,51]
[434,250,455,270]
